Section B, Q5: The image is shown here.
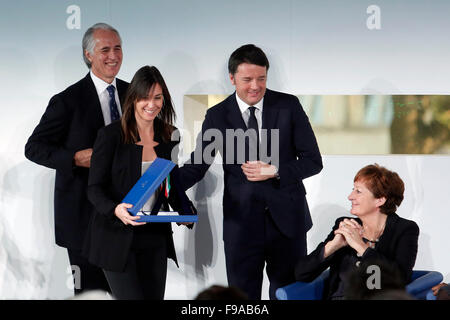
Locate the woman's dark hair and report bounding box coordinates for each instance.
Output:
[354,164,405,215]
[121,65,175,143]
[228,44,270,75]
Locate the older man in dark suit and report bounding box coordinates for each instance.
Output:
[180,44,323,299]
[25,23,128,295]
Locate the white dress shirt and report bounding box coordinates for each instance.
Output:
[90,71,122,125]
[235,93,264,141]
[140,161,159,213]
[235,93,279,175]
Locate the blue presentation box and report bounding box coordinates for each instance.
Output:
[122,157,197,223]
[136,212,198,223]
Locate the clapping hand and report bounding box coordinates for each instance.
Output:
[334,218,368,256]
[324,225,348,258]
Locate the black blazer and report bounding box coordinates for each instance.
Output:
[180,89,323,243]
[24,73,129,250]
[295,213,419,299]
[83,120,196,272]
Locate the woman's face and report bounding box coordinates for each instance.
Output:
[348,179,384,217]
[134,83,163,123]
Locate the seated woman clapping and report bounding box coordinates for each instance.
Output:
[295,164,419,300]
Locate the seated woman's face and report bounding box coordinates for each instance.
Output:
[134,83,163,122]
[348,180,383,217]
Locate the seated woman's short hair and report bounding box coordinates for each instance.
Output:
[354,164,404,215]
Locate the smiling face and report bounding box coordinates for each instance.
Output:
[134,83,163,124]
[348,180,386,217]
[230,63,267,106]
[85,29,122,84]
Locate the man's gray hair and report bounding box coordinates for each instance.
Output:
[82,23,122,69]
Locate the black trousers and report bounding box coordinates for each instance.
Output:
[67,249,111,295]
[103,229,168,300]
[224,210,307,300]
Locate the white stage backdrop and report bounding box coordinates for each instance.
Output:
[0,0,449,299]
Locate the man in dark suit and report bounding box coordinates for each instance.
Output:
[24,23,128,295]
[180,44,323,299]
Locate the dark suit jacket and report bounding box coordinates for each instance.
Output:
[24,73,129,250]
[83,120,196,272]
[295,213,420,299]
[180,89,323,243]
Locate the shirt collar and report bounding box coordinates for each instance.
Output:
[90,70,117,96]
[235,92,264,115]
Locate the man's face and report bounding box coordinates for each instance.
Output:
[230,63,267,106]
[85,29,122,83]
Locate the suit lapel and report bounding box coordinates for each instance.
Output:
[262,89,280,130]
[225,93,253,163]
[225,93,247,131]
[262,89,279,161]
[81,73,105,129]
[123,142,143,189]
[376,213,398,253]
[116,78,128,110]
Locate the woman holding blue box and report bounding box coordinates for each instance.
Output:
[83,65,196,300]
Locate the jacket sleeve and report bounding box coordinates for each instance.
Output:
[278,96,323,188]
[168,166,197,214]
[360,220,419,282]
[295,218,346,282]
[24,94,76,176]
[167,134,198,229]
[179,109,215,191]
[87,128,119,217]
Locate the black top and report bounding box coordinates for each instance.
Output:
[295,213,419,299]
[83,120,196,272]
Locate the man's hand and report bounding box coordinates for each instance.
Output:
[241,161,277,182]
[74,148,93,168]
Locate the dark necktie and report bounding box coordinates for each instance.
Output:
[247,106,260,161]
[106,85,120,122]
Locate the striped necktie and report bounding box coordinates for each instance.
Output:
[106,85,120,122]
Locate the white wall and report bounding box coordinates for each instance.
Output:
[0,0,449,299]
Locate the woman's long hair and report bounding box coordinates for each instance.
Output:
[121,65,176,143]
